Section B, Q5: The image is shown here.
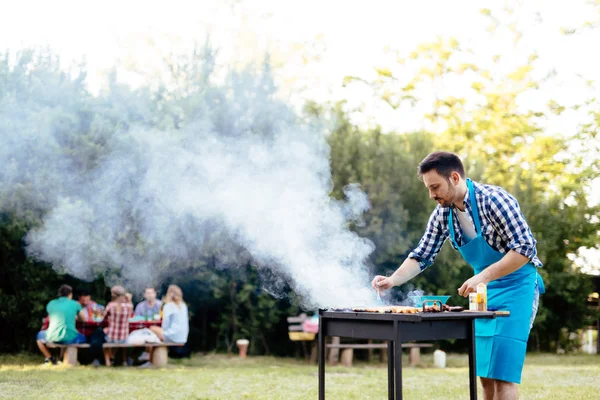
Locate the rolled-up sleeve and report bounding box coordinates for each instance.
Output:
[487,189,538,263]
[408,207,447,270]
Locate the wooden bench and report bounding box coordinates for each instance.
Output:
[45,342,183,367]
[326,341,433,367]
[287,313,318,363]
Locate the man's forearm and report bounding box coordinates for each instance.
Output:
[480,250,529,283]
[389,258,422,287]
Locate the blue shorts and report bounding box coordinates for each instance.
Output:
[37,331,87,344]
[36,331,47,342]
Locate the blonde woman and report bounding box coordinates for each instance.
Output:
[141,285,189,368]
[149,285,189,344]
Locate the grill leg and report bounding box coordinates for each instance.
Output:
[318,319,325,400]
[468,320,478,400]
[395,322,403,400]
[387,341,394,400]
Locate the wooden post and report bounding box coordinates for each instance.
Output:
[328,337,340,366]
[596,298,599,355]
[367,339,373,362]
[63,347,78,367]
[409,347,420,367]
[340,349,353,367]
[310,342,318,364]
[152,346,168,367]
[381,341,388,363]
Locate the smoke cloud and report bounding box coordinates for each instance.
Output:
[1,49,378,308]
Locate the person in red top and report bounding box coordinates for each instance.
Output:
[76,290,97,320]
[102,285,132,366]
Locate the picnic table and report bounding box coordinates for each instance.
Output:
[76,318,161,335]
[42,316,162,335]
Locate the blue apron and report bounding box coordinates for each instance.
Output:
[448,179,545,384]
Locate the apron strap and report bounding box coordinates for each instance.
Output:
[466,178,482,236]
[448,178,479,248]
[536,273,546,294]
[448,210,459,248]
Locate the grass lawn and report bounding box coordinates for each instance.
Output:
[0,352,598,399]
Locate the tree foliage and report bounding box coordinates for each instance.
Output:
[0,36,598,355]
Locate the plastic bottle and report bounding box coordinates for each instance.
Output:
[477,283,487,311]
[469,293,478,311]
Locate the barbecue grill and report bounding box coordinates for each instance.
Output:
[318,306,499,400]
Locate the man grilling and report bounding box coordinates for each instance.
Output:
[372,151,544,400]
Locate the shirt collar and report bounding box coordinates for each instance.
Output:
[450,184,471,211]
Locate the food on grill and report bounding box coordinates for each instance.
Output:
[422,304,464,313]
[422,303,441,312]
[389,306,419,314]
[351,306,420,314]
[343,304,463,314]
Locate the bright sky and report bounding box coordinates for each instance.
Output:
[3,1,599,130]
[2,0,599,271]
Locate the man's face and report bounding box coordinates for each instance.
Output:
[144,288,157,302]
[78,295,90,306]
[422,170,458,208]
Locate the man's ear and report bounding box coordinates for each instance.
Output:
[451,171,461,185]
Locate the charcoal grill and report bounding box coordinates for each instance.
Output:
[318,308,498,400]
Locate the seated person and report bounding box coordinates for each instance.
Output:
[102,285,133,366]
[36,284,87,365]
[76,290,97,320]
[142,285,188,368]
[135,287,163,362]
[134,287,162,319]
[149,285,189,343]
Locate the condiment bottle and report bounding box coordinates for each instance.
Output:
[477,283,487,311]
[469,293,478,311]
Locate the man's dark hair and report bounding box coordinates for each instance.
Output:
[417,151,465,180]
[77,289,90,298]
[58,284,73,298]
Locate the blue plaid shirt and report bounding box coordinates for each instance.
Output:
[408,180,542,271]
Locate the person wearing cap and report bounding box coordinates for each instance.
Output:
[372,151,545,400]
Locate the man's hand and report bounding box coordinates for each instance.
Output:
[371,258,423,292]
[371,275,395,291]
[77,309,88,322]
[457,273,490,297]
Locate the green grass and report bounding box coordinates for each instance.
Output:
[0,353,598,399]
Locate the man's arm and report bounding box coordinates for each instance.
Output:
[77,309,87,321]
[372,207,446,291]
[457,250,529,296]
[372,258,422,290]
[458,189,538,297]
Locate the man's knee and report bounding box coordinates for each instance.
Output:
[494,380,518,399]
[495,380,517,391]
[480,377,495,387]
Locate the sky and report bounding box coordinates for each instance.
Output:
[1,0,599,272]
[2,1,599,136]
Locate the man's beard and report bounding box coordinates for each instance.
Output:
[435,183,455,208]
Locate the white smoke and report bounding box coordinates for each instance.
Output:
[2,49,378,308]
